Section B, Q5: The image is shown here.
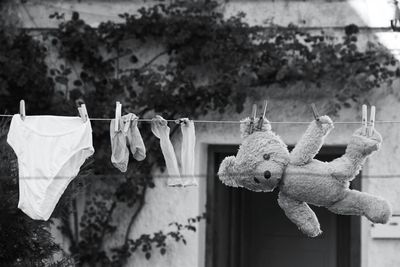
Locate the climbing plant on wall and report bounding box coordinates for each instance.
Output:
[0,0,399,266]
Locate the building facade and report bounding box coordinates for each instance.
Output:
[15,0,400,266]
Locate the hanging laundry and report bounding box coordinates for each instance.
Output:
[110,117,129,172]
[151,115,197,187]
[180,118,197,187]
[151,115,182,186]
[124,114,146,161]
[7,114,94,220]
[110,113,146,172]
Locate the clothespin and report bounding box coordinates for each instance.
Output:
[311,103,320,122]
[249,104,257,134]
[75,99,85,121]
[80,104,88,122]
[153,115,168,126]
[257,100,268,129]
[77,107,84,120]
[368,106,376,137]
[362,104,368,135]
[115,101,122,132]
[19,100,26,121]
[175,118,189,125]
[123,113,136,133]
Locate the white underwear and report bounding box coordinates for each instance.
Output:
[7,114,94,220]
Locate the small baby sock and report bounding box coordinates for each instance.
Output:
[110,119,129,172]
[180,119,198,187]
[123,113,146,161]
[151,115,183,186]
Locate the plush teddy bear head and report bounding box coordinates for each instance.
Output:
[218,118,290,192]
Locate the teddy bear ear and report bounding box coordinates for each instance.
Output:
[218,156,239,187]
[240,117,272,139]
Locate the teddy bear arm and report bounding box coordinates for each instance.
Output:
[290,117,333,166]
[328,155,364,182]
[278,192,322,237]
[328,127,382,181]
[346,127,382,158]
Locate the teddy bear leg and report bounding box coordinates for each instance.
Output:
[278,192,322,237]
[327,190,391,223]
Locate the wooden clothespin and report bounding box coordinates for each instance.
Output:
[123,113,135,133]
[311,103,320,122]
[75,99,84,121]
[77,107,83,120]
[368,106,376,137]
[362,104,368,135]
[19,100,26,121]
[175,118,189,125]
[249,104,257,134]
[174,119,183,124]
[80,104,88,122]
[115,101,122,131]
[257,100,268,129]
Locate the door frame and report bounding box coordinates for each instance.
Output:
[206,144,361,267]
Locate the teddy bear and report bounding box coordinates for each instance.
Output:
[218,115,392,237]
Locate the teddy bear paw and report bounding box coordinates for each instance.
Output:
[365,198,392,224]
[352,128,382,154]
[315,115,334,135]
[300,224,322,238]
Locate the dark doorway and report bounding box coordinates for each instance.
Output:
[206,145,360,267]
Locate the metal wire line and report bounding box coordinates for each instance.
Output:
[1,173,400,179]
[1,114,400,124]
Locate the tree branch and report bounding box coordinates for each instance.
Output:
[59,208,77,254]
[123,185,147,245]
[96,200,117,251]
[72,199,79,243]
[120,50,169,74]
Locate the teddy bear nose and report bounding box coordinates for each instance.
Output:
[264,171,271,179]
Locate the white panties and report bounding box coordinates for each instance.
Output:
[7,115,94,220]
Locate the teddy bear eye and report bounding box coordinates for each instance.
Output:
[263,154,270,160]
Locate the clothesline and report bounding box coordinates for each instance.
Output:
[2,174,400,179]
[1,114,400,124]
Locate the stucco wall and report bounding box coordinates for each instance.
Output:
[13,0,400,266]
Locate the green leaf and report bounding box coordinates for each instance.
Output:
[55,76,68,85]
[73,80,83,86]
[130,55,139,63]
[72,11,80,21]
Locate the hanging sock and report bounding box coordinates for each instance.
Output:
[110,113,146,172]
[7,114,94,220]
[151,115,183,186]
[180,119,198,187]
[110,118,130,172]
[123,113,146,161]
